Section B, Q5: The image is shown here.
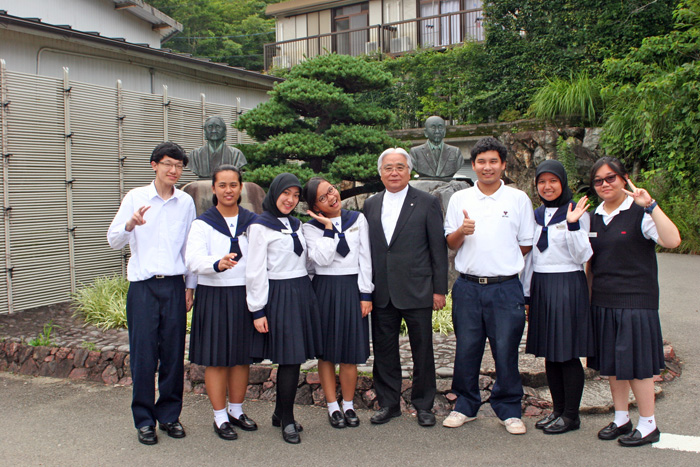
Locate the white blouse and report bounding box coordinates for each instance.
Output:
[185,217,249,287]
[522,209,593,297]
[302,213,374,295]
[245,220,309,312]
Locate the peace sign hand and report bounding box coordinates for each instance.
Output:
[622,179,653,207]
[217,253,238,271]
[566,196,591,224]
[125,205,151,232]
[306,210,333,230]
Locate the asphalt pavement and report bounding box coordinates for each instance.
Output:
[1,253,699,466]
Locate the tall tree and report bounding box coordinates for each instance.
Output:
[148,0,281,71]
[236,54,402,192]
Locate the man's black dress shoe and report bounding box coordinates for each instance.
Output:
[228,413,258,431]
[213,422,238,440]
[417,409,436,427]
[543,416,580,434]
[343,409,360,427]
[598,420,633,440]
[271,413,303,432]
[282,423,301,444]
[618,428,661,447]
[535,412,559,430]
[370,406,401,425]
[137,426,158,445]
[329,410,346,428]
[159,420,186,438]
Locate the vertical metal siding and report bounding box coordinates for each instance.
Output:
[0,68,254,314]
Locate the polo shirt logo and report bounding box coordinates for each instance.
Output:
[621,231,627,234]
[502,211,509,217]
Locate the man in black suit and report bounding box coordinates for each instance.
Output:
[363,148,448,426]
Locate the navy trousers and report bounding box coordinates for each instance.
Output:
[126,275,186,429]
[451,277,526,420]
[371,302,436,411]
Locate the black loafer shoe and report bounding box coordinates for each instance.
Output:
[329,410,346,428]
[228,413,258,431]
[159,420,186,439]
[344,409,360,428]
[417,409,436,427]
[543,416,580,435]
[137,426,158,445]
[272,413,303,432]
[598,420,633,440]
[370,406,401,425]
[535,413,559,430]
[282,423,301,444]
[618,428,661,447]
[213,422,238,441]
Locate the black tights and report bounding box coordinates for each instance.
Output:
[545,358,584,420]
[275,364,301,428]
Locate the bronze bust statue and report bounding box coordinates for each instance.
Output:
[409,116,464,179]
[189,116,247,179]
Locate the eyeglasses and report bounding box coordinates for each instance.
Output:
[592,174,618,187]
[317,185,336,204]
[159,161,184,171]
[381,164,408,174]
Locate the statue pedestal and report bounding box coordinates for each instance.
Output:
[181,181,265,216]
[410,179,471,289]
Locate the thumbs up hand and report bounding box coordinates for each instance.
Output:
[461,209,476,236]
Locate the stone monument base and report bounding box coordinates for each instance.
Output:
[181,180,265,216]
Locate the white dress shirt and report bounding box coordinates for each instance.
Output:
[594,196,659,241]
[381,185,409,244]
[444,181,535,276]
[107,181,196,288]
[185,215,249,287]
[245,220,309,312]
[302,213,374,295]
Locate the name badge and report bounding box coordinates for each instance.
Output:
[347,226,359,233]
[588,232,598,238]
[281,228,292,234]
[555,224,566,230]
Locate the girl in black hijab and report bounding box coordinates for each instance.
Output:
[245,173,322,444]
[523,160,594,434]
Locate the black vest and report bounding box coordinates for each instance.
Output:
[590,203,659,309]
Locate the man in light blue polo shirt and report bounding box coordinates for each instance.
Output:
[442,137,534,434]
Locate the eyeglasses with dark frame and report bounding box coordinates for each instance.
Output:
[317,185,337,204]
[592,174,619,187]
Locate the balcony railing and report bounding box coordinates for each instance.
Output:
[264,8,483,71]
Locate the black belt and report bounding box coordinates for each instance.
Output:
[152,274,181,280]
[460,273,518,285]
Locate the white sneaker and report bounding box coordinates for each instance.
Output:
[443,411,476,428]
[500,417,527,435]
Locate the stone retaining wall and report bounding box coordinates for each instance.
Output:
[0,340,682,418]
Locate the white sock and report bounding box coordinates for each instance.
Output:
[327,400,340,415]
[636,415,657,437]
[228,402,243,419]
[214,408,229,428]
[614,410,630,427]
[342,400,354,412]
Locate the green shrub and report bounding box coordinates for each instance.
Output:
[400,292,454,336]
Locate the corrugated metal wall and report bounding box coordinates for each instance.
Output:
[0,62,255,314]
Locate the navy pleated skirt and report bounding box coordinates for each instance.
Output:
[312,274,370,364]
[587,306,665,380]
[251,276,323,365]
[526,271,594,362]
[189,284,256,367]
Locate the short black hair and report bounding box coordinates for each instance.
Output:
[470,136,507,163]
[211,164,243,206]
[150,141,189,166]
[589,156,628,188]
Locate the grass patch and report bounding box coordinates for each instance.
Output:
[81,341,97,351]
[400,292,454,336]
[28,320,58,347]
[72,274,193,332]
